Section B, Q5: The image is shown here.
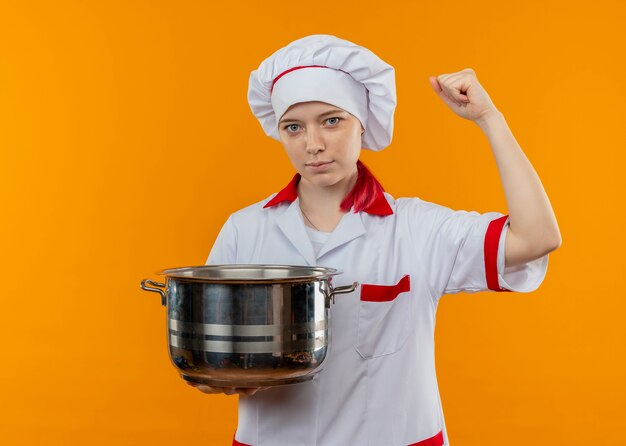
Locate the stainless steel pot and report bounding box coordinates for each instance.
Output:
[140,265,358,387]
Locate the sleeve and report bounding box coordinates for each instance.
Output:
[494,216,549,293]
[423,204,549,297]
[205,215,238,265]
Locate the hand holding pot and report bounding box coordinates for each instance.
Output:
[186,381,270,396]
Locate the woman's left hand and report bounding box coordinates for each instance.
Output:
[429,68,500,124]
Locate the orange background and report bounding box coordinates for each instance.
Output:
[1,1,624,445]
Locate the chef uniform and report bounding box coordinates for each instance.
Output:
[206,35,550,446]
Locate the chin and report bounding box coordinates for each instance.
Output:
[308,174,345,188]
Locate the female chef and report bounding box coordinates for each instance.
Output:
[187,34,561,446]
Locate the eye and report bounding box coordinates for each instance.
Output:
[326,117,341,125]
[284,123,300,133]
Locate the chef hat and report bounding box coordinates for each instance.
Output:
[247,34,397,151]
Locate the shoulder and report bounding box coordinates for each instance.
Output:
[381,194,483,236]
[227,193,285,226]
[385,193,449,217]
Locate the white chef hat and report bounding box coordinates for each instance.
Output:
[247,34,397,151]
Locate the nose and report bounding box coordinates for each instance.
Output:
[305,128,324,154]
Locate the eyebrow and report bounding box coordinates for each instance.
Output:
[278,109,346,126]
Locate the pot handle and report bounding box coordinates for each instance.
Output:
[140,279,166,306]
[328,282,359,305]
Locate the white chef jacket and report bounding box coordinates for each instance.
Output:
[205,174,549,446]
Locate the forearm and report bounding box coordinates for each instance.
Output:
[476,111,562,254]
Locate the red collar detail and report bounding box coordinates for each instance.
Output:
[263,173,394,216]
[363,192,394,216]
[263,173,300,208]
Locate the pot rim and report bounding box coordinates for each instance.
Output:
[155,264,343,283]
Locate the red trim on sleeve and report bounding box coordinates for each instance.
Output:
[408,430,444,446]
[361,274,411,302]
[484,215,511,292]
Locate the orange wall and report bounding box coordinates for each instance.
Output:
[1,1,624,445]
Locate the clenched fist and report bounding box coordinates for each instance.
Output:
[429,68,500,124]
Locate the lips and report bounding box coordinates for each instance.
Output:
[306,161,333,167]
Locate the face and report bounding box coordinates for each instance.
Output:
[277,101,364,190]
